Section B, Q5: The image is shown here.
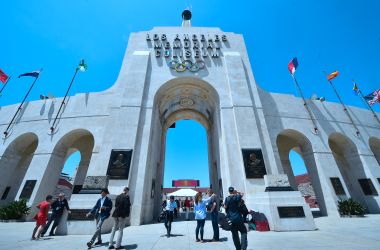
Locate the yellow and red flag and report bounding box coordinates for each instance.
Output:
[327,71,339,81]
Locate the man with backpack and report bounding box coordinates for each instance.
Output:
[224,186,247,250]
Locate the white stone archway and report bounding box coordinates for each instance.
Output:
[276,129,328,216]
[369,137,380,166]
[0,133,38,205]
[136,77,223,224]
[328,132,378,212]
[28,129,94,230]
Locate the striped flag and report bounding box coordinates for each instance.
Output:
[327,71,339,81]
[364,90,380,106]
[0,69,9,83]
[288,57,298,75]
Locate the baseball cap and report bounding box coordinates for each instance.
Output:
[228,186,234,193]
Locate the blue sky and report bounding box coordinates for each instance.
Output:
[1,0,379,186]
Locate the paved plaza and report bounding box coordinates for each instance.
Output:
[1,215,379,250]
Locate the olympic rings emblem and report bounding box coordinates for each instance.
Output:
[167,59,206,73]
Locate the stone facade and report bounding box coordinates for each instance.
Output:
[1,25,380,233]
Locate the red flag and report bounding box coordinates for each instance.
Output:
[0,69,9,83]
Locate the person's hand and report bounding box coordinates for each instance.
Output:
[68,210,71,214]
[86,212,91,217]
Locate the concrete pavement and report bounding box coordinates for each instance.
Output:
[1,215,379,250]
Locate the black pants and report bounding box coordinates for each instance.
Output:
[211,212,219,240]
[41,213,62,235]
[231,221,247,250]
[164,211,174,235]
[195,219,205,240]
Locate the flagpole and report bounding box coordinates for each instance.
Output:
[0,76,11,96]
[3,76,40,137]
[292,75,319,133]
[50,67,79,132]
[326,73,360,136]
[357,89,380,125]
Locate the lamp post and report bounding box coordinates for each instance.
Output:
[50,59,87,133]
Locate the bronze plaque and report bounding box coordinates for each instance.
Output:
[68,209,94,221]
[278,206,305,218]
[330,177,346,195]
[242,149,267,179]
[19,180,37,200]
[358,179,378,196]
[107,149,132,179]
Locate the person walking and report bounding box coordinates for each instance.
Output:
[184,197,190,220]
[86,188,113,249]
[164,195,177,237]
[108,187,131,250]
[224,187,247,250]
[41,193,70,237]
[194,192,210,243]
[207,189,220,241]
[31,195,53,240]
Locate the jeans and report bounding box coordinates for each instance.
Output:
[211,212,219,240]
[41,213,62,235]
[90,218,105,243]
[231,221,247,250]
[109,217,126,248]
[195,219,205,240]
[164,211,174,235]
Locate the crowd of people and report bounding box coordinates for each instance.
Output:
[30,186,252,250]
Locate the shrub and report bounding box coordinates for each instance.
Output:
[0,199,31,220]
[338,198,365,217]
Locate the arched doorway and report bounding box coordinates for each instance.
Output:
[328,133,377,212]
[369,137,380,165]
[32,129,94,210]
[139,77,222,223]
[276,129,327,216]
[0,133,38,204]
[163,119,210,189]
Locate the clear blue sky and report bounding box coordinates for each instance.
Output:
[2,0,380,185]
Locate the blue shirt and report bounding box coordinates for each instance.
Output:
[194,198,211,220]
[166,200,177,212]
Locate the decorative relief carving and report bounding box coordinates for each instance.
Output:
[179,97,194,107]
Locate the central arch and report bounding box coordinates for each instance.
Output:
[141,77,222,223]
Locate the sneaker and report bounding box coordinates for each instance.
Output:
[86,241,92,248]
[108,246,115,249]
[200,240,204,243]
[196,239,200,242]
[94,240,102,245]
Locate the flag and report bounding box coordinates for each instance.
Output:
[288,57,298,75]
[352,83,359,95]
[0,69,9,83]
[18,70,41,78]
[327,71,339,81]
[364,89,380,106]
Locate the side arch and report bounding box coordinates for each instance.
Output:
[276,129,328,216]
[33,129,95,206]
[369,137,380,165]
[328,132,378,212]
[0,133,38,204]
